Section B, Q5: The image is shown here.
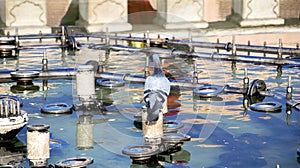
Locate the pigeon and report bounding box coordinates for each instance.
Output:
[144,54,170,124]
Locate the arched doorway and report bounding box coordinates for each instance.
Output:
[128,0,157,24]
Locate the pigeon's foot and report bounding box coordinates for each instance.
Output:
[146,120,158,125]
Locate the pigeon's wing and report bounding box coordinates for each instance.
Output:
[144,76,170,96]
[144,91,165,122]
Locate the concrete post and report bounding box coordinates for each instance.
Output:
[142,101,167,145]
[76,0,132,32]
[142,111,163,145]
[76,65,95,101]
[0,0,51,35]
[27,125,50,167]
[154,0,208,29]
[231,0,284,27]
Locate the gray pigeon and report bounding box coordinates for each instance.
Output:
[144,54,170,124]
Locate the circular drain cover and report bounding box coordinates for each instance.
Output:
[96,78,125,87]
[193,85,223,98]
[10,70,39,80]
[162,132,191,143]
[163,121,184,133]
[122,145,159,158]
[41,103,73,114]
[250,101,282,112]
[55,157,93,168]
[27,124,50,131]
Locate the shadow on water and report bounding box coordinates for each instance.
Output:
[0,137,26,166]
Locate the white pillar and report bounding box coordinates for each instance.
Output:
[154,0,208,29]
[76,65,95,101]
[76,0,132,32]
[231,0,284,27]
[0,0,51,35]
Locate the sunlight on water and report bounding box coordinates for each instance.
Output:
[0,38,300,168]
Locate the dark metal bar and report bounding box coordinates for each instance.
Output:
[263,41,267,57]
[243,67,249,88]
[278,39,283,59]
[232,35,236,56]
[167,40,300,55]
[0,67,76,81]
[217,38,220,53]
[286,76,292,100]
[108,34,300,55]
[39,31,43,43]
[0,67,200,88]
[18,44,69,50]
[108,46,300,65]
[0,100,3,117]
[247,41,250,56]
[96,72,200,88]
[17,34,62,40]
[193,63,198,84]
[145,53,150,77]
[61,26,66,46]
[1,32,299,56]
[224,85,246,94]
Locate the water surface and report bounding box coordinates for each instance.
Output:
[0,36,300,168]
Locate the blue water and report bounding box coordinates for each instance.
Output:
[0,41,300,168]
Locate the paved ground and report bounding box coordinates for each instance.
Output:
[129,19,300,47]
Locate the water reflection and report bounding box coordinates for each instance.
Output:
[285,103,292,125]
[128,147,191,168]
[0,137,26,167]
[212,133,268,168]
[96,86,114,108]
[10,82,40,94]
[76,114,94,150]
[0,34,299,167]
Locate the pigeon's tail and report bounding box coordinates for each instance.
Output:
[144,89,168,123]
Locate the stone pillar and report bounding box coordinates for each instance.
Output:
[231,0,284,27]
[46,0,72,27]
[203,0,232,22]
[154,0,208,29]
[0,0,51,35]
[76,0,132,32]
